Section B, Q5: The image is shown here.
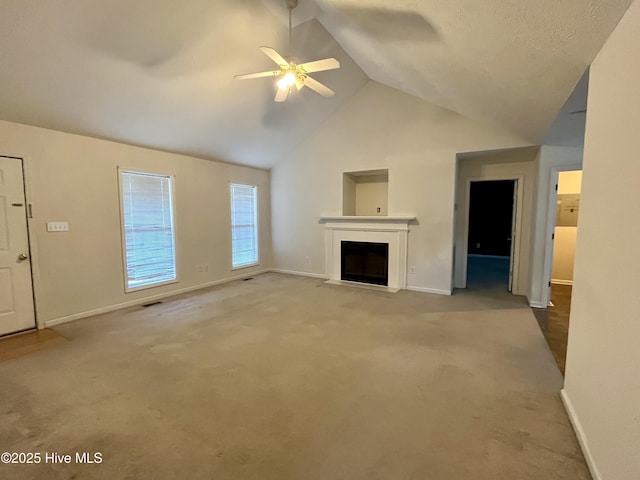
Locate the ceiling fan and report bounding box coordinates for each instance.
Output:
[234,0,340,102]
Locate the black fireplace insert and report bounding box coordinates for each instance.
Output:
[341,241,389,286]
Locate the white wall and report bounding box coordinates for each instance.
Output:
[271,81,532,293]
[551,228,578,283]
[454,148,538,295]
[562,2,640,479]
[528,145,583,306]
[557,170,582,194]
[551,171,582,284]
[342,174,357,215]
[0,120,271,325]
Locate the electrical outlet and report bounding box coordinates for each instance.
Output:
[304,256,311,264]
[204,264,209,272]
[47,221,69,232]
[476,243,480,249]
[409,266,416,274]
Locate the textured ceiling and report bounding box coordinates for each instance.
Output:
[0,0,634,168]
[0,0,368,168]
[543,71,589,147]
[316,0,632,142]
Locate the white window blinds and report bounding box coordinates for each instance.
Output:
[120,170,176,290]
[230,183,258,268]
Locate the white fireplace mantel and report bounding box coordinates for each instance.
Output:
[319,215,416,291]
[319,215,416,229]
[319,215,416,221]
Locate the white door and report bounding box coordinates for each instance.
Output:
[508,180,518,292]
[0,156,35,336]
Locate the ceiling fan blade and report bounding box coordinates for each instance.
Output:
[275,88,289,102]
[298,58,340,73]
[234,70,280,80]
[303,76,335,97]
[259,46,290,67]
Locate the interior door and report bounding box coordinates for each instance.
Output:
[508,180,518,292]
[0,156,35,336]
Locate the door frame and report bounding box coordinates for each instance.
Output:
[540,166,582,308]
[459,174,524,292]
[1,154,41,330]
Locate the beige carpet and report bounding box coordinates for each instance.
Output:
[0,273,590,479]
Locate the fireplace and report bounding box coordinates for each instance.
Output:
[319,215,415,292]
[341,241,389,286]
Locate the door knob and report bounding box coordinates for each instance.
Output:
[18,253,29,262]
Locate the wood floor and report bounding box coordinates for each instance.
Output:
[0,328,66,363]
[534,284,572,375]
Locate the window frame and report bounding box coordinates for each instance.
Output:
[229,183,259,270]
[118,167,179,293]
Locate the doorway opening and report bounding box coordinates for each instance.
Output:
[466,180,517,291]
[453,146,537,295]
[535,169,582,374]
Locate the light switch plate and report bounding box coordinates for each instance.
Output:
[47,221,69,232]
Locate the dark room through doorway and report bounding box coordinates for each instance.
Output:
[466,179,516,291]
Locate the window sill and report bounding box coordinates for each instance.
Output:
[125,278,179,294]
[232,263,260,271]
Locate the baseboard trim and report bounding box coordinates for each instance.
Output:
[561,389,602,480]
[44,269,270,328]
[552,279,574,286]
[406,286,452,296]
[269,268,328,279]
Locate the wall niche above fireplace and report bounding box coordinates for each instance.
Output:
[343,169,388,216]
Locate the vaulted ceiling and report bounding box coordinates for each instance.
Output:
[0,0,633,168]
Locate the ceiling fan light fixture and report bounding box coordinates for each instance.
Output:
[234,0,340,101]
[277,71,297,90]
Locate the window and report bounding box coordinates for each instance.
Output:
[119,169,177,291]
[230,183,258,268]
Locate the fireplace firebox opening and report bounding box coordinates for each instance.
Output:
[341,241,389,286]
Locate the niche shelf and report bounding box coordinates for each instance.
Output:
[343,169,388,216]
